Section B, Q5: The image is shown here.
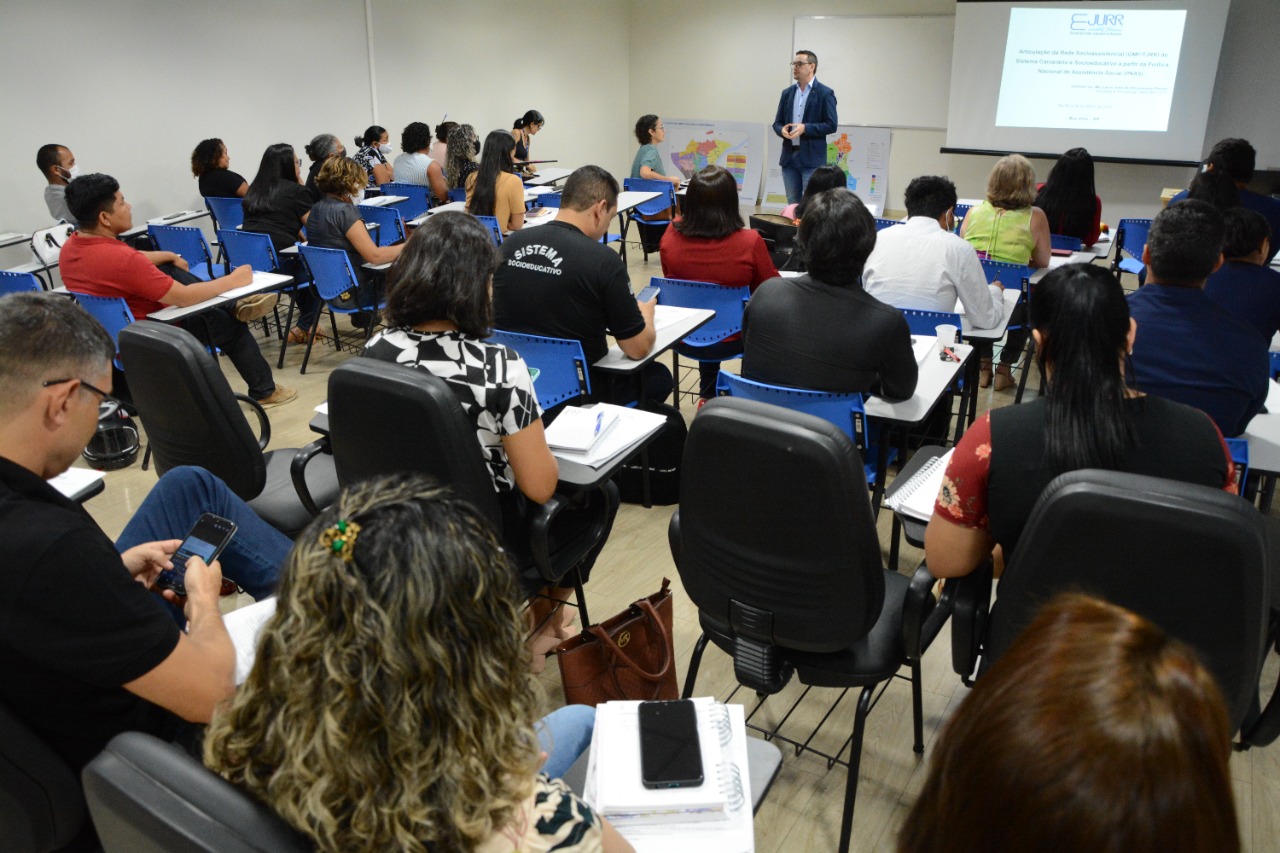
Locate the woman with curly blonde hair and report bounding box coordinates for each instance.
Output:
[445,123,480,191]
[204,474,630,853]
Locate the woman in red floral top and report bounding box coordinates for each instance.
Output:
[924,263,1236,578]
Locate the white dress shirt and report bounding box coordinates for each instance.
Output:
[862,216,1003,329]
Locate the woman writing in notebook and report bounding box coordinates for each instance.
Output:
[363,212,618,664]
[205,474,632,853]
[923,263,1236,580]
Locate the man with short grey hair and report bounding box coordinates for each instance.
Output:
[0,293,290,775]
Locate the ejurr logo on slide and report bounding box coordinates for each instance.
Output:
[1071,13,1124,34]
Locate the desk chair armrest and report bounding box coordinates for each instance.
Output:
[232,393,271,451]
[1240,622,1280,748]
[289,438,330,518]
[948,559,994,685]
[528,483,619,583]
[668,509,682,567]
[903,562,954,661]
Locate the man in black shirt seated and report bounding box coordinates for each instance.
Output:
[0,293,291,776]
[492,165,672,406]
[743,187,918,402]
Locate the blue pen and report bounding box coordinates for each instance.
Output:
[594,411,604,435]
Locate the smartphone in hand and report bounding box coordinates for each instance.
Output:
[154,513,237,597]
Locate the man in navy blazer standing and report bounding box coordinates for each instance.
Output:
[773,50,839,205]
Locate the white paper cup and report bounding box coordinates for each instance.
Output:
[935,324,958,348]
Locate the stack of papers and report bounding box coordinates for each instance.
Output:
[545,406,620,452]
[585,699,754,852]
[550,403,666,468]
[224,597,278,684]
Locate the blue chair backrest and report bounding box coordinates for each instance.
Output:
[622,178,676,219]
[1113,218,1153,275]
[204,196,244,232]
[899,308,963,340]
[954,203,972,232]
[148,224,216,279]
[73,293,136,368]
[447,187,467,203]
[1049,233,1083,252]
[1225,437,1249,494]
[536,192,563,208]
[0,271,42,296]
[979,259,1031,288]
[717,371,865,450]
[297,244,361,302]
[650,277,749,345]
[474,215,503,245]
[486,329,591,410]
[379,182,431,219]
[357,204,406,247]
[216,229,280,273]
[874,218,900,232]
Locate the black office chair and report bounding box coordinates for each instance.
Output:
[0,698,88,853]
[117,322,338,537]
[320,359,620,620]
[949,468,1279,746]
[748,214,797,269]
[670,398,950,853]
[82,732,311,853]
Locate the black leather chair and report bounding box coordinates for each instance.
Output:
[950,468,1279,746]
[0,698,87,853]
[117,322,338,537]
[748,213,798,269]
[81,732,310,853]
[321,359,620,619]
[670,398,950,853]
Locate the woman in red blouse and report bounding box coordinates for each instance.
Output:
[659,165,779,401]
[924,263,1236,579]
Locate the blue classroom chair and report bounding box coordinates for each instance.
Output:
[898,308,963,341]
[623,178,677,263]
[296,244,387,374]
[204,196,244,233]
[0,271,43,296]
[874,218,901,232]
[486,329,591,412]
[447,187,467,203]
[649,276,750,409]
[378,182,432,220]
[1111,218,1153,278]
[474,215,503,245]
[148,224,225,281]
[357,204,407,247]
[1049,233,1083,253]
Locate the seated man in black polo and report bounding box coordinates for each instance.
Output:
[492,165,672,406]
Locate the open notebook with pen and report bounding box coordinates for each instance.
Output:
[885,449,954,523]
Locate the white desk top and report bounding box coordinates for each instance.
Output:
[616,190,661,215]
[524,167,573,186]
[0,232,31,250]
[1242,380,1280,474]
[360,195,407,207]
[1030,250,1097,283]
[593,305,714,373]
[864,341,972,425]
[961,287,1020,341]
[149,271,292,322]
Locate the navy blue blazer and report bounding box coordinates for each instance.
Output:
[772,79,838,169]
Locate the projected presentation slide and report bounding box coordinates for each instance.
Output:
[994,7,1187,132]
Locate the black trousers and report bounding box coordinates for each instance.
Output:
[165,264,277,400]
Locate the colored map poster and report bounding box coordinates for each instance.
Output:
[762,125,891,214]
[656,119,767,202]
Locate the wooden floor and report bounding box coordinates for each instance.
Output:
[83,249,1280,852]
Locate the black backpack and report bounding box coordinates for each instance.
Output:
[615,402,687,505]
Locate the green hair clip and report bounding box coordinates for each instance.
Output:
[319,519,362,563]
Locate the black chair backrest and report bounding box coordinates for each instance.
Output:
[82,732,311,853]
[988,468,1270,730]
[0,698,86,853]
[118,322,267,502]
[327,358,503,530]
[675,397,885,652]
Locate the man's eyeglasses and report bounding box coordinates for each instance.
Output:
[42,378,123,416]
[791,60,813,68]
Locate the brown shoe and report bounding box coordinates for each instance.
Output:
[994,364,1016,392]
[256,385,297,408]
[286,326,310,344]
[233,293,279,322]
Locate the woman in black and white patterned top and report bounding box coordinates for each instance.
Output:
[365,211,587,597]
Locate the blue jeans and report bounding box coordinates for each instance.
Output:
[114,466,291,601]
[781,159,818,205]
[536,704,596,780]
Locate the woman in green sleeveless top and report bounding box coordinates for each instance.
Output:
[962,154,1051,390]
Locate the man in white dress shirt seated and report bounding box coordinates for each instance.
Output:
[862,175,1004,328]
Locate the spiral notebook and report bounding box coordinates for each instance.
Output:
[885,449,954,523]
[585,698,753,852]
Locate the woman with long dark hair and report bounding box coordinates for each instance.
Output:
[511,109,544,173]
[660,165,778,401]
[242,143,320,342]
[205,474,631,853]
[1032,147,1102,247]
[924,263,1236,578]
[466,129,525,234]
[782,163,846,222]
[352,124,393,189]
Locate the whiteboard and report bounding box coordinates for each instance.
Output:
[793,15,954,131]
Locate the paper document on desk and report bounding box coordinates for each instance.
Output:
[551,404,665,468]
[219,272,286,301]
[654,304,704,331]
[48,467,105,500]
[223,597,277,685]
[911,336,936,364]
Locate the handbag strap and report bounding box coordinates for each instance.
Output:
[584,599,673,683]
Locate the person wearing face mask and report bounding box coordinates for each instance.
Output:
[36,143,80,225]
[353,125,394,191]
[191,139,248,199]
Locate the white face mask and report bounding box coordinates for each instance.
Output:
[377,143,392,155]
[60,164,81,182]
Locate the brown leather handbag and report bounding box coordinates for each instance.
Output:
[555,578,678,706]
